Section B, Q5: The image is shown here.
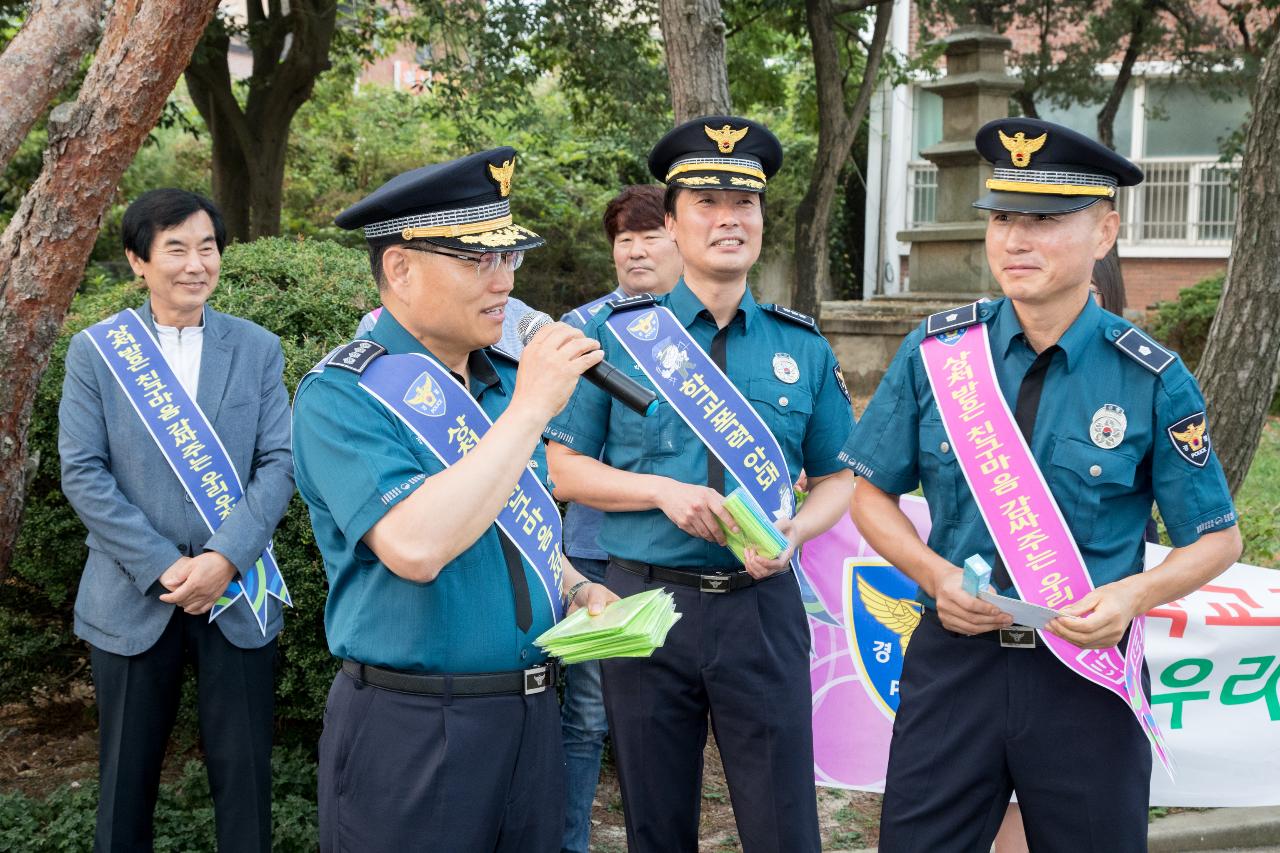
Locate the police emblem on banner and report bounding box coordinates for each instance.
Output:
[626,310,660,342]
[843,558,922,720]
[404,371,447,417]
[936,328,967,346]
[1090,403,1127,449]
[1168,411,1211,467]
[653,337,692,381]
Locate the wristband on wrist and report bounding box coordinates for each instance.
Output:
[566,579,592,605]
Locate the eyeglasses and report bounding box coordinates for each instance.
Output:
[404,245,525,277]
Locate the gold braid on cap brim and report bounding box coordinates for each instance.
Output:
[665,162,767,183]
[985,179,1115,198]
[399,214,513,241]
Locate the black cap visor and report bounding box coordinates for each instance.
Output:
[973,190,1105,215]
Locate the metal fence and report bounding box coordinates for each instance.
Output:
[905,158,1240,245]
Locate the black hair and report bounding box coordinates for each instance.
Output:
[121,189,226,261]
[663,184,766,221]
[1092,242,1126,314]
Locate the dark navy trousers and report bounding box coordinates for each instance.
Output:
[318,668,564,852]
[879,610,1152,853]
[600,561,820,853]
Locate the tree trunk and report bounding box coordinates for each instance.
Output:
[1096,0,1154,150]
[0,0,218,574]
[0,0,106,172]
[1195,34,1280,496]
[658,0,731,121]
[792,0,893,318]
[184,0,336,241]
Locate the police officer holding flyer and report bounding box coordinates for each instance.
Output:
[545,116,855,852]
[843,117,1243,851]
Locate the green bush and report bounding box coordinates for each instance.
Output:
[0,746,318,851]
[1149,272,1224,371]
[1149,272,1280,415]
[5,237,377,737]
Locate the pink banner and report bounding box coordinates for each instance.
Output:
[919,322,1171,773]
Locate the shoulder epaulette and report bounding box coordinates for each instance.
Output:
[486,345,520,365]
[1113,326,1175,374]
[924,302,981,336]
[764,303,818,331]
[326,339,386,374]
[606,293,657,314]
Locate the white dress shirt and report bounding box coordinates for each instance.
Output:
[154,320,204,400]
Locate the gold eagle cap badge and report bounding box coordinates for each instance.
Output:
[488,157,515,197]
[998,129,1048,168]
[704,124,749,154]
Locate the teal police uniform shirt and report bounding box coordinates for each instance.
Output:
[545,278,854,569]
[292,310,553,673]
[841,295,1237,608]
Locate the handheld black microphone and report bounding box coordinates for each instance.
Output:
[517,311,659,417]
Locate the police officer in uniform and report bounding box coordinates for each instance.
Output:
[292,148,618,852]
[844,118,1243,852]
[545,116,856,852]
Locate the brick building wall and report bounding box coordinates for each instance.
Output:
[1119,257,1226,311]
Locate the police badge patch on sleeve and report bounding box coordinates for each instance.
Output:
[1167,411,1211,467]
[833,364,851,403]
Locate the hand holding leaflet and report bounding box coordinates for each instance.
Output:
[962,554,1082,630]
[716,487,790,564]
[534,589,681,663]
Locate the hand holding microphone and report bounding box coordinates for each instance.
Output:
[517,311,659,417]
[510,318,604,422]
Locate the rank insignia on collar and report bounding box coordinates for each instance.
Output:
[764,303,817,331]
[327,339,386,374]
[1168,411,1211,467]
[608,293,657,313]
[925,302,980,337]
[1114,328,1174,374]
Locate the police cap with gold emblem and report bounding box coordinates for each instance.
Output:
[334,146,544,251]
[648,115,783,194]
[973,117,1143,215]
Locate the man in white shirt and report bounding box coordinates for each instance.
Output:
[59,189,293,852]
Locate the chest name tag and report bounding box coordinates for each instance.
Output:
[358,353,564,622]
[83,309,291,634]
[602,305,836,627]
[919,322,1173,776]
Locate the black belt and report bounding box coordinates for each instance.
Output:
[341,660,556,696]
[925,608,1037,649]
[610,557,788,593]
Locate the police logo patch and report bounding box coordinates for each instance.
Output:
[1090,404,1127,449]
[1168,412,1211,467]
[626,310,659,342]
[773,353,800,384]
[936,327,967,346]
[833,364,851,403]
[404,371,447,418]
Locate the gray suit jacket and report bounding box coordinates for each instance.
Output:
[59,301,294,654]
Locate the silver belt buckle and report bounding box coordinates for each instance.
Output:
[523,666,549,695]
[700,574,731,593]
[999,626,1037,649]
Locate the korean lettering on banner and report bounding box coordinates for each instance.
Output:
[108,325,234,521]
[943,350,1073,608]
[1149,583,1280,728]
[679,371,779,489]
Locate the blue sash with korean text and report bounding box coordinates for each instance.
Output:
[358,353,565,622]
[604,305,836,626]
[566,292,618,326]
[82,309,290,634]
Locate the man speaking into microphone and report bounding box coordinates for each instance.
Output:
[544,117,856,852]
[292,148,618,852]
